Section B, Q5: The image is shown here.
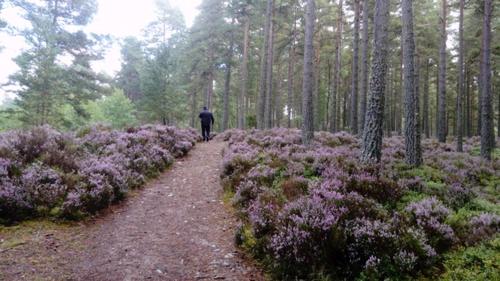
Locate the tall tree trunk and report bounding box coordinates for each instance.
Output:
[191,90,197,128]
[456,0,465,152]
[314,36,321,130]
[302,0,315,145]
[385,66,391,136]
[222,32,234,131]
[361,0,390,164]
[330,0,343,133]
[287,45,295,128]
[264,4,275,129]
[402,0,422,166]
[437,0,447,142]
[423,59,430,138]
[477,74,482,136]
[466,65,471,137]
[257,0,273,129]
[350,0,361,135]
[238,10,250,129]
[497,82,500,138]
[393,67,398,133]
[480,0,494,160]
[287,8,297,128]
[359,0,369,133]
[398,43,403,135]
[275,62,283,127]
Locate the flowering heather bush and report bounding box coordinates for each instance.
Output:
[220,128,499,280]
[405,197,455,250]
[0,125,197,224]
[467,213,500,245]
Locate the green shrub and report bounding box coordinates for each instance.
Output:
[439,236,500,281]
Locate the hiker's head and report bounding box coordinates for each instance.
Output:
[203,106,207,111]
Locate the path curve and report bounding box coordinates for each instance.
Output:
[73,141,264,281]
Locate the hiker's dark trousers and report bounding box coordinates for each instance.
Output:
[201,124,210,141]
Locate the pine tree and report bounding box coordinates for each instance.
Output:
[437,0,447,142]
[480,0,495,160]
[302,0,316,145]
[359,0,369,133]
[402,0,422,166]
[350,0,361,135]
[456,0,465,152]
[258,0,274,129]
[117,37,144,102]
[361,0,390,164]
[9,0,106,127]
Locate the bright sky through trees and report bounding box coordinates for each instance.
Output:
[0,0,201,103]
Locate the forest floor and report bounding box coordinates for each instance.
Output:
[0,141,265,281]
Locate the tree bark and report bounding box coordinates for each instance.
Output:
[465,65,471,137]
[359,0,369,133]
[361,0,390,164]
[330,0,343,133]
[287,7,297,128]
[287,45,295,128]
[402,0,422,166]
[350,0,361,135]
[191,90,197,128]
[480,0,494,160]
[437,0,447,142]
[302,0,315,145]
[275,62,283,127]
[222,33,234,131]
[238,10,250,129]
[423,59,430,138]
[264,4,275,129]
[257,0,273,129]
[456,0,465,152]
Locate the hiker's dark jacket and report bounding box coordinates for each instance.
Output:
[199,110,214,127]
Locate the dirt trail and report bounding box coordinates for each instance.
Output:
[0,141,264,281]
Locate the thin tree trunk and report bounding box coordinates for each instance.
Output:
[402,0,422,166]
[191,90,197,128]
[330,0,343,133]
[238,10,250,129]
[222,36,234,131]
[361,0,390,164]
[385,66,391,136]
[423,59,430,138]
[275,62,283,127]
[287,46,295,128]
[264,3,275,129]
[456,0,465,151]
[350,0,361,135]
[359,0,369,132]
[466,65,471,137]
[480,0,494,160]
[302,0,316,145]
[477,74,482,136]
[437,0,447,142]
[257,0,273,129]
[314,36,321,130]
[287,7,297,128]
[497,81,500,138]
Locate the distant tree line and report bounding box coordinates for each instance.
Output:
[0,0,498,159]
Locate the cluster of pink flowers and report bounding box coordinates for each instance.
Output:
[0,125,198,223]
[219,128,499,279]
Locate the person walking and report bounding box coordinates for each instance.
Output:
[199,106,215,142]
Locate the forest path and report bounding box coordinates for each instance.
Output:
[73,141,264,281]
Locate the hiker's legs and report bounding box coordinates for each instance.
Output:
[201,124,206,141]
[201,124,209,141]
[206,125,211,141]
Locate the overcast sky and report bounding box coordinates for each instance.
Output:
[0,0,201,103]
